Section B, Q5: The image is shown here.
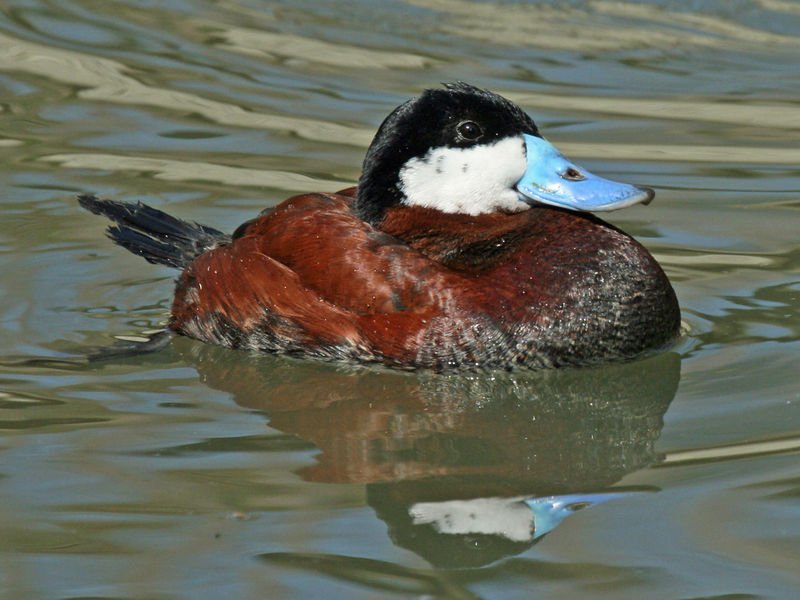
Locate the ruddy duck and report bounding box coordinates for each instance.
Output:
[80,83,680,370]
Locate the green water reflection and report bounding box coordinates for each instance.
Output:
[184,344,679,566]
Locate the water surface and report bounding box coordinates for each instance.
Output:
[1,1,798,598]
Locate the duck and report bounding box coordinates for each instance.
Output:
[79,83,680,371]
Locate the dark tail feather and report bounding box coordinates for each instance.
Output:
[78,194,230,269]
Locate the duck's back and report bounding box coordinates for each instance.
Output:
[169,189,679,369]
[169,190,465,366]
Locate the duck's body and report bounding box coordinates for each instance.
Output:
[80,84,680,370]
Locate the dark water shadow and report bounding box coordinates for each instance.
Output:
[175,340,680,568]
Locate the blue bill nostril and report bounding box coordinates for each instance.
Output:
[562,167,586,181]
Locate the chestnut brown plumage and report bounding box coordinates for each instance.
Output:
[79,85,680,370]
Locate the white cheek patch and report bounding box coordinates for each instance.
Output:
[398,135,529,215]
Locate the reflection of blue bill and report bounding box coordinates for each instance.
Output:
[410,490,642,543]
[526,492,632,539]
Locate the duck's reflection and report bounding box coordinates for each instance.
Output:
[178,341,680,567]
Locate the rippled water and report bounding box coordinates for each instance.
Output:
[1,1,799,598]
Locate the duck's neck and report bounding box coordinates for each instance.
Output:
[378,205,534,271]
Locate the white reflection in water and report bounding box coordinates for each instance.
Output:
[40,153,347,191]
[211,25,432,69]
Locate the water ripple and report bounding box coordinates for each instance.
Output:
[0,31,373,146]
[40,153,347,190]
[210,25,433,70]
[411,0,800,51]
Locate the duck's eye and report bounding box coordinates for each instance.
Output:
[456,120,483,141]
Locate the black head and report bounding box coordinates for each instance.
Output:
[354,83,540,225]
